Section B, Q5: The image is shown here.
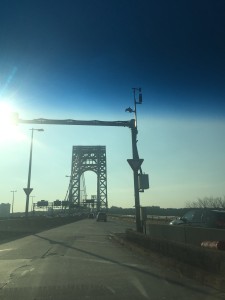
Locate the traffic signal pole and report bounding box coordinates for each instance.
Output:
[131,125,143,232]
[18,102,145,231]
[125,88,144,232]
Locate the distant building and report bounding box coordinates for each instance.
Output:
[0,203,11,218]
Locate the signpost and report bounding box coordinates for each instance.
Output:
[23,188,33,196]
[127,159,144,171]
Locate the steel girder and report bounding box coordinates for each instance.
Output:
[69,146,107,210]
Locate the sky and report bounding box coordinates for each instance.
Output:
[0,0,225,212]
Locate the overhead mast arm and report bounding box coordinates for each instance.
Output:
[16,88,144,233]
[18,118,135,128]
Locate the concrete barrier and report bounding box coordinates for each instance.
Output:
[122,229,225,292]
[125,230,225,272]
[148,224,225,246]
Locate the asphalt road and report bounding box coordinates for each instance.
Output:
[0,217,224,300]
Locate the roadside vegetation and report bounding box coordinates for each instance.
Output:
[109,196,225,218]
[109,206,189,217]
[186,196,225,209]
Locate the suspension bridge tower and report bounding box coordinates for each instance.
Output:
[68,146,108,211]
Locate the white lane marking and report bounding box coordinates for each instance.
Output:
[0,248,13,252]
[76,257,114,264]
[106,285,116,294]
[75,240,108,244]
[21,268,35,276]
[131,277,149,299]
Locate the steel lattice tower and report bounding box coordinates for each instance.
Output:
[69,146,107,211]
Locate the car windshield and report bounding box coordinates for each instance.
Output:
[181,210,196,222]
[0,1,225,299]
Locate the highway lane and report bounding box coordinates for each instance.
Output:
[0,217,224,300]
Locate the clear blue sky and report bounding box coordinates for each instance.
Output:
[0,0,225,212]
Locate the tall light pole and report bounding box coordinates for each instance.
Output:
[10,190,17,215]
[24,128,44,218]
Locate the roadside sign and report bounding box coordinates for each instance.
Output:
[86,199,94,203]
[127,159,144,171]
[54,200,62,206]
[23,188,33,196]
[37,200,48,207]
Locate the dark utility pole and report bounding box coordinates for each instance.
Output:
[126,88,143,232]
[131,126,142,232]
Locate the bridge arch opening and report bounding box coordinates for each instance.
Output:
[80,171,97,208]
[69,145,107,211]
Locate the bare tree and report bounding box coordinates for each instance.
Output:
[186,196,225,209]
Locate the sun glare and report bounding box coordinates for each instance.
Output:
[0,102,24,143]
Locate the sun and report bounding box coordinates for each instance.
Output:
[0,102,24,142]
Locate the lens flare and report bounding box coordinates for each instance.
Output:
[0,102,24,142]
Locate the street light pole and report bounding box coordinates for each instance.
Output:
[25,128,44,218]
[10,190,17,215]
